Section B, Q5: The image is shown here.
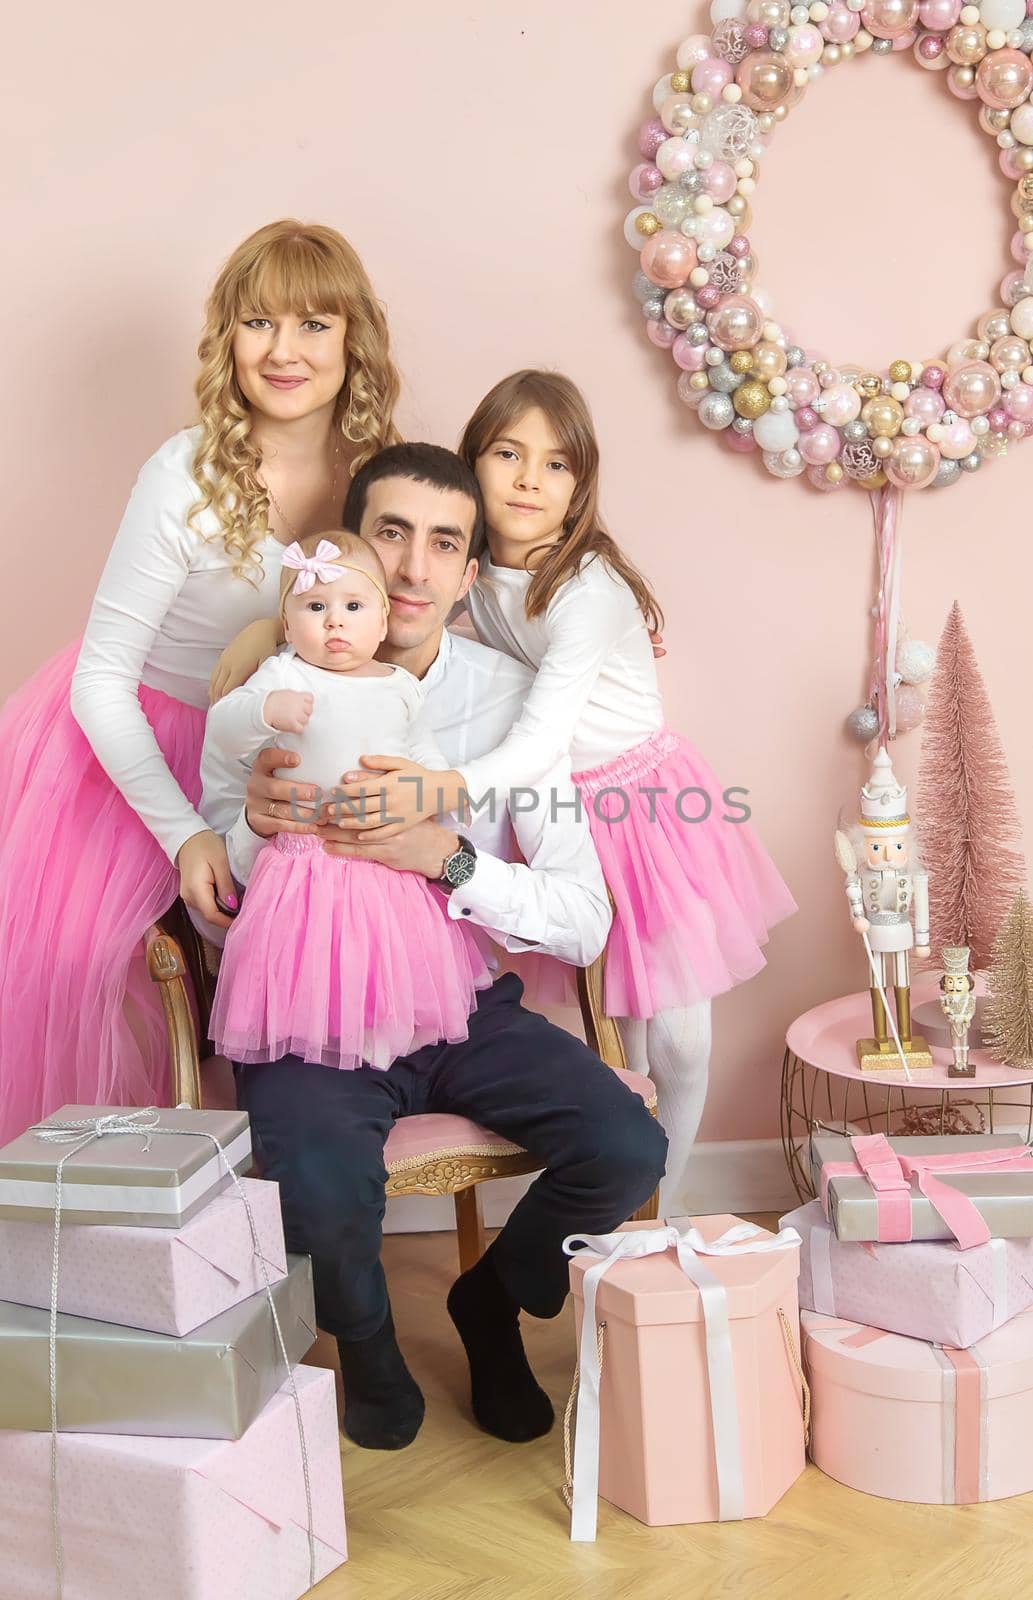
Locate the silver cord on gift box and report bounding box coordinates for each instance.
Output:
[32,1108,317,1598]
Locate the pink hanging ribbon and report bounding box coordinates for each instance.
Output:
[820,1132,1033,1250]
[868,485,903,747]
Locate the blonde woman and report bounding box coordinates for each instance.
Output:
[0,219,399,1141]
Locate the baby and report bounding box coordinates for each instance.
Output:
[205,531,489,1070]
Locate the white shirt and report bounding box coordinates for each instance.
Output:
[461,554,664,798]
[217,630,611,968]
[69,427,284,863]
[201,651,447,814]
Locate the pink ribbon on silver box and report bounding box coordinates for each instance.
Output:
[820,1133,1033,1250]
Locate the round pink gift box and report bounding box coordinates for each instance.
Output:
[803,1307,1033,1504]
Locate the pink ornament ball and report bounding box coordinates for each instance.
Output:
[798,423,842,464]
[629,163,664,201]
[744,22,769,46]
[905,387,945,424]
[672,334,706,370]
[862,0,919,39]
[937,417,977,458]
[638,118,667,160]
[942,360,1002,417]
[821,2,860,40]
[795,405,820,430]
[917,32,945,59]
[894,684,925,732]
[885,434,940,489]
[785,368,821,407]
[921,364,945,389]
[647,319,678,349]
[724,427,758,452]
[640,229,698,289]
[976,49,1033,111]
[1005,381,1033,420]
[727,235,752,260]
[1002,146,1029,179]
[693,57,734,96]
[918,0,960,25]
[988,405,1010,430]
[704,161,738,203]
[696,283,722,310]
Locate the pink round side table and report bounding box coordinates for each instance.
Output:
[780,979,1033,1203]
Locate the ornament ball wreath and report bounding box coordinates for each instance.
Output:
[626,0,1033,491]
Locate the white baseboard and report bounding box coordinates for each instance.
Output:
[383,1137,799,1234]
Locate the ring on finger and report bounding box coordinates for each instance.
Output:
[267,800,278,819]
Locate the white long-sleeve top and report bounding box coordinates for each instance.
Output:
[460,553,664,799]
[214,630,612,968]
[201,650,448,815]
[69,427,283,863]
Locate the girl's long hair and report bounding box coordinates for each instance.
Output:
[189,219,401,583]
[457,369,663,633]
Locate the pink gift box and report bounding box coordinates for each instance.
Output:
[0,1364,346,1600]
[0,1177,287,1336]
[784,1199,1033,1348]
[803,1306,1033,1504]
[567,1215,806,1530]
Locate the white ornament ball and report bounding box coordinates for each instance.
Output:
[753,409,800,451]
[1011,297,1033,340]
[896,638,936,685]
[978,0,1025,30]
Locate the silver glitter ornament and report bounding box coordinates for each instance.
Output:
[642,297,667,321]
[732,415,755,434]
[843,419,868,443]
[687,322,711,346]
[960,451,982,472]
[699,391,736,429]
[847,706,880,741]
[633,271,657,304]
[785,345,805,367]
[933,458,962,487]
[871,36,893,52]
[710,362,743,393]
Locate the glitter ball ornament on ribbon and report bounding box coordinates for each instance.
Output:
[627,0,1033,491]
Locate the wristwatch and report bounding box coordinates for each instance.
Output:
[436,834,477,893]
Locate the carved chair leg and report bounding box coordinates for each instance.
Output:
[454,1184,486,1273]
[145,926,202,1109]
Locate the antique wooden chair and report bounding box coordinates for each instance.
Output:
[145,901,659,1272]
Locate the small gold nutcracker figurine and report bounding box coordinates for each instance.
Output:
[939,946,977,1078]
[834,747,933,1072]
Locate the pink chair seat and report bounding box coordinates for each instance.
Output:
[384,1066,656,1174]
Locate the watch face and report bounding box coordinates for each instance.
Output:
[445,849,477,888]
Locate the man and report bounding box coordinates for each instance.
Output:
[201,444,666,1452]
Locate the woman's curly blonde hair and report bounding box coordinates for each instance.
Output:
[188,219,401,583]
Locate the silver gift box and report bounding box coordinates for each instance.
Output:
[0,1255,316,1438]
[0,1105,252,1227]
[810,1132,1033,1243]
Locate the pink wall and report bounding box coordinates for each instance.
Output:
[3,2,1030,1139]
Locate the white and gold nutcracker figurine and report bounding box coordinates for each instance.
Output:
[939,946,977,1078]
[834,746,933,1072]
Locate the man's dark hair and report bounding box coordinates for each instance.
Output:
[342,442,486,558]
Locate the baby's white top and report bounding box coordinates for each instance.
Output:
[69,426,283,862]
[460,553,664,795]
[201,649,448,813]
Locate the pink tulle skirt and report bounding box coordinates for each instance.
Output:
[209,833,493,1070]
[516,727,796,1020]
[0,641,207,1144]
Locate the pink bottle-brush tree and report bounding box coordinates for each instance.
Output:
[916,602,1026,971]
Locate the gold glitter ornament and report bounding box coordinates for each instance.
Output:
[729,350,755,374]
[635,213,661,237]
[733,379,772,418]
[857,374,882,399]
[888,360,912,384]
[670,70,691,93]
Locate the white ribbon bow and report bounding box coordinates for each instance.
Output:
[562,1220,801,1543]
[30,1107,315,1599]
[280,537,343,594]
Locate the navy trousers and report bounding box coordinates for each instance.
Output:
[235,974,668,1340]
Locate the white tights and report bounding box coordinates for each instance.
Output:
[617,1002,713,1217]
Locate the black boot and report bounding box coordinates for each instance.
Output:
[336,1304,425,1450]
[446,1246,554,1443]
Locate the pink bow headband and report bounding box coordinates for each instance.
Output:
[280,539,389,611]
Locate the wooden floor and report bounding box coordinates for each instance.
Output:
[304,1216,1033,1600]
